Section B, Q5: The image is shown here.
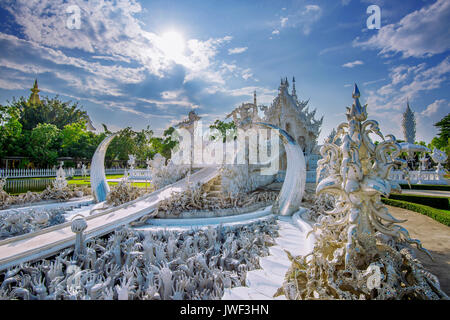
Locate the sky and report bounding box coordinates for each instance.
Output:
[0,0,449,144]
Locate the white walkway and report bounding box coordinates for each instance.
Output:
[400,189,450,198]
[222,210,315,300]
[0,167,219,271]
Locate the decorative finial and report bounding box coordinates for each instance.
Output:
[347,83,367,122]
[292,76,297,98]
[352,83,360,99]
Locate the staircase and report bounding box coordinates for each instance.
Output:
[202,175,223,199]
[222,210,315,300]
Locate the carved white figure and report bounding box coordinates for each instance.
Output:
[277,85,448,300]
[81,164,88,178]
[431,148,448,171]
[0,219,279,300]
[53,162,68,190]
[419,154,428,171]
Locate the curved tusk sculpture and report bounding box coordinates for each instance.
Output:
[255,122,306,216]
[90,133,118,203]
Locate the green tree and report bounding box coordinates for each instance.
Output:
[430,113,450,169]
[149,126,179,160]
[61,120,104,160]
[209,119,237,142]
[8,96,88,131]
[28,123,62,167]
[0,104,22,158]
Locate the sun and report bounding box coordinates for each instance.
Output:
[158,31,185,59]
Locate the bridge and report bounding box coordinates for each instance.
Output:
[0,167,219,271]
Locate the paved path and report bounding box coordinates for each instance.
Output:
[387,205,450,295]
[401,189,450,198]
[0,167,219,271]
[222,210,315,300]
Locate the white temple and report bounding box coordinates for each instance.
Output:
[261,77,323,156]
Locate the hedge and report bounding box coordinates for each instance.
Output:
[381,198,450,226]
[400,184,450,191]
[387,194,450,210]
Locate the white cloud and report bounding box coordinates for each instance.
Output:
[354,0,450,58]
[241,68,253,80]
[421,99,449,117]
[228,47,248,55]
[361,56,450,142]
[342,60,364,68]
[161,90,182,100]
[275,5,322,35]
[0,0,240,87]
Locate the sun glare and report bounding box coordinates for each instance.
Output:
[159,31,185,59]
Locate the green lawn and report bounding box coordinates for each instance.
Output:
[68,177,151,189]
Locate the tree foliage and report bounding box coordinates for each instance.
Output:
[209,119,237,142]
[0,94,177,168]
[11,96,89,131]
[28,123,61,167]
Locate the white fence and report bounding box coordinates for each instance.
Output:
[128,169,152,180]
[389,170,449,185]
[0,168,125,179]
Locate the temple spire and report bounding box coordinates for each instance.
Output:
[28,79,41,105]
[402,99,416,144]
[292,76,297,100]
[253,90,257,106]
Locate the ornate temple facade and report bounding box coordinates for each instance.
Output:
[261,77,323,156]
[225,77,323,178]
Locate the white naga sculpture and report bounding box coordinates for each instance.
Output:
[278,85,448,300]
[90,133,118,202]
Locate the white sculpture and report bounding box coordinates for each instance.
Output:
[278,84,448,300]
[431,148,448,172]
[147,153,188,190]
[90,134,118,203]
[53,162,68,190]
[71,215,87,258]
[419,154,428,171]
[81,164,88,179]
[0,219,279,300]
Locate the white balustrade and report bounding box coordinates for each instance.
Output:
[389,170,448,185]
[0,168,125,179]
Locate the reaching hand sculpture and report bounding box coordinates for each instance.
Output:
[278,84,448,300]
